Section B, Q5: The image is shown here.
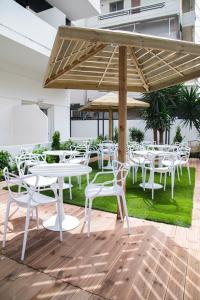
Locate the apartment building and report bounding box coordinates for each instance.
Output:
[70,0,200,139]
[0,0,100,148]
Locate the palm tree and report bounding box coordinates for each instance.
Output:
[178,86,200,133]
[143,85,182,144]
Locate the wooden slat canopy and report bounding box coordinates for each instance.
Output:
[44,26,200,92]
[79,92,149,111]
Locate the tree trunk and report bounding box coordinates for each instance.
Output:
[153,129,158,144]
[159,129,164,144]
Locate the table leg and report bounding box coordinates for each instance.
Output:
[43,177,80,231]
[139,170,163,190]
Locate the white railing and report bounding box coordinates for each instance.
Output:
[98,2,165,21]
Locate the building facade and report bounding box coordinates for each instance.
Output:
[0,0,100,149]
[70,0,200,141]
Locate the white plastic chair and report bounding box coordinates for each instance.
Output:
[98,142,116,170]
[84,160,130,237]
[2,168,63,261]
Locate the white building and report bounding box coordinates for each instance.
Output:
[70,0,200,142]
[0,0,100,150]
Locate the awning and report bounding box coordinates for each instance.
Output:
[44,26,200,92]
[79,92,149,111]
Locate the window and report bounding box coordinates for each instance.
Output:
[110,1,124,12]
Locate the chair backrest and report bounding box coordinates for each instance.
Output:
[15,153,40,176]
[112,160,130,189]
[3,167,38,202]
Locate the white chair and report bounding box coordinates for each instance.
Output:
[84,160,130,237]
[16,154,73,200]
[2,168,63,261]
[16,155,57,189]
[176,147,191,184]
[142,153,175,199]
[98,142,116,170]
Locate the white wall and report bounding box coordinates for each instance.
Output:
[37,7,66,29]
[0,68,70,145]
[12,105,48,145]
[71,119,199,143]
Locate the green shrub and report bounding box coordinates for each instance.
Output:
[60,139,77,150]
[0,150,11,181]
[51,131,60,150]
[33,146,48,155]
[173,126,183,144]
[0,151,10,170]
[129,127,144,143]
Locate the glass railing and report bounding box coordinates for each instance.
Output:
[98,2,165,20]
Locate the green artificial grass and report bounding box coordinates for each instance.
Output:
[6,162,195,227]
[45,161,195,227]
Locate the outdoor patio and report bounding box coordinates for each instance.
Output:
[0,159,200,300]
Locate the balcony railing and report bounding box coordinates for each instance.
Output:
[98,2,165,20]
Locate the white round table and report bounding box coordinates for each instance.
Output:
[30,163,92,231]
[133,150,177,190]
[44,150,79,163]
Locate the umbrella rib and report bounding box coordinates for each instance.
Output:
[129,47,149,92]
[98,46,117,87]
[45,43,106,86]
[149,50,184,78]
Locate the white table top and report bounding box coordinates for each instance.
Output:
[133,150,176,156]
[44,150,79,156]
[147,144,178,149]
[30,163,92,177]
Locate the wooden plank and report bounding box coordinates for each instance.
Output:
[165,246,189,300]
[45,43,106,86]
[184,249,200,300]
[129,47,149,91]
[45,80,146,92]
[150,68,200,91]
[58,26,200,56]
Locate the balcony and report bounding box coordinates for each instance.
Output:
[75,0,180,29]
[0,0,56,57]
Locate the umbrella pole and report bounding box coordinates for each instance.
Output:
[109,109,113,140]
[118,46,127,219]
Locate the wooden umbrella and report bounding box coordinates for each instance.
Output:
[79,92,149,139]
[44,26,200,216]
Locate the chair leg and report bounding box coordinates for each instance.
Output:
[164,172,167,191]
[143,168,147,191]
[117,195,123,222]
[176,165,180,181]
[132,166,134,184]
[69,177,72,200]
[160,173,162,183]
[121,193,130,235]
[151,172,154,200]
[57,201,63,242]
[21,206,31,261]
[84,197,88,223]
[135,166,138,182]
[87,199,92,237]
[187,163,191,185]
[3,199,11,248]
[171,170,175,199]
[79,176,82,189]
[35,207,39,229]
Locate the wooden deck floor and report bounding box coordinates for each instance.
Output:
[0,159,200,300]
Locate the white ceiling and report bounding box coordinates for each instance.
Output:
[47,0,100,20]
